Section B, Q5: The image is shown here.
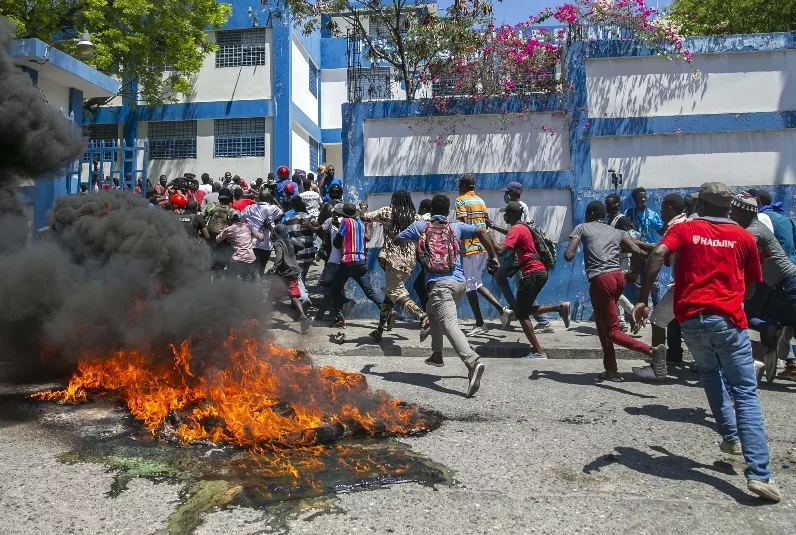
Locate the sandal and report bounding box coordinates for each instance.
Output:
[598,371,624,382]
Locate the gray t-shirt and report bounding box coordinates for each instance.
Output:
[570,221,628,281]
[748,218,796,286]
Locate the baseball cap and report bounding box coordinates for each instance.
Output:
[333,203,345,216]
[731,192,759,213]
[504,182,523,194]
[693,182,734,208]
[459,174,476,188]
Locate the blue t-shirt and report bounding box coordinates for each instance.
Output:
[281,209,296,223]
[321,176,342,202]
[276,179,300,201]
[397,216,477,284]
[626,208,664,244]
[762,209,796,263]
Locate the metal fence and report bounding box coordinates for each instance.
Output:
[66,139,149,196]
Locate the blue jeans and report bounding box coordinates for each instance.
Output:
[681,314,771,481]
[494,253,549,325]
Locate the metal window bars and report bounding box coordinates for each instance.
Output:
[215,28,267,68]
[213,118,266,158]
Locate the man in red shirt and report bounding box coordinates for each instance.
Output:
[633,182,780,502]
[231,187,255,212]
[493,202,570,358]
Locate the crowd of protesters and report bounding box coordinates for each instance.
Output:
[89,166,794,502]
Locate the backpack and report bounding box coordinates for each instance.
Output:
[207,204,231,236]
[525,222,557,271]
[417,220,460,274]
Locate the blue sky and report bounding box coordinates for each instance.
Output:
[435,0,671,25]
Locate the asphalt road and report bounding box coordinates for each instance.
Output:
[1,356,795,535]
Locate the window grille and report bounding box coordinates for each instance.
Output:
[369,15,409,38]
[309,61,319,98]
[309,138,319,171]
[82,124,119,162]
[322,146,327,167]
[213,118,266,158]
[215,29,267,68]
[148,120,197,160]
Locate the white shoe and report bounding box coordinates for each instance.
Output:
[500,308,513,330]
[754,360,765,386]
[466,325,489,337]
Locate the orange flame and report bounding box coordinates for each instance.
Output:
[32,326,431,477]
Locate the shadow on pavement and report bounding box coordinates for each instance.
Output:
[528,370,658,399]
[360,364,468,398]
[583,445,766,505]
[568,325,599,336]
[624,404,714,430]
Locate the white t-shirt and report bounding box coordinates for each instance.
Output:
[300,191,322,218]
[322,217,342,264]
[199,184,213,195]
[758,212,775,234]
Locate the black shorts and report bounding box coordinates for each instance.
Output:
[515,270,548,320]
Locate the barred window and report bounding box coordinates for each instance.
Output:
[322,146,327,168]
[148,121,197,160]
[369,15,409,38]
[309,138,320,171]
[309,61,319,98]
[215,29,267,68]
[214,118,266,158]
[82,123,119,162]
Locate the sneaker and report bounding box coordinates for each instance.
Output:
[342,298,355,318]
[386,310,397,331]
[300,317,313,334]
[466,325,489,337]
[466,361,485,398]
[369,329,383,342]
[754,360,766,386]
[424,355,444,367]
[776,326,793,361]
[534,323,555,334]
[419,316,432,343]
[765,349,778,383]
[720,439,743,456]
[329,318,346,329]
[522,353,547,359]
[632,366,661,380]
[560,302,571,329]
[777,362,796,381]
[500,308,513,330]
[620,323,629,333]
[651,344,668,379]
[747,479,781,502]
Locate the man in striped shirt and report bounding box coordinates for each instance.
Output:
[329,203,383,327]
[456,174,512,336]
[283,197,317,302]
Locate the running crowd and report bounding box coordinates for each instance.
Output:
[134,169,791,503]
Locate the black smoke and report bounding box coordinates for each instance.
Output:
[0,18,268,380]
[0,18,86,186]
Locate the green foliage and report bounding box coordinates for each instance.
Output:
[668,0,796,35]
[1,0,231,105]
[278,0,497,100]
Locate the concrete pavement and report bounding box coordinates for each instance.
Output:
[1,355,795,535]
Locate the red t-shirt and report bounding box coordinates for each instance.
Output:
[503,223,545,274]
[231,198,255,212]
[660,219,762,329]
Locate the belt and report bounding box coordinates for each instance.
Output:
[687,311,719,321]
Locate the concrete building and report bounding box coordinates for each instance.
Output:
[82,0,378,184]
[11,38,119,231]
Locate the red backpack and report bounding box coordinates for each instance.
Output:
[417,220,460,274]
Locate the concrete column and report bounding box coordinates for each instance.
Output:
[272,11,293,171]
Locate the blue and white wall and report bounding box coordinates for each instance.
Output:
[342,32,796,319]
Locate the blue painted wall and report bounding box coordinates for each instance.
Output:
[339,32,796,321]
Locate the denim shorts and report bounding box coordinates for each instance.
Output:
[515,270,548,320]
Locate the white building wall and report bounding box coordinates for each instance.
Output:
[323,143,344,181]
[321,69,347,130]
[365,188,573,247]
[291,39,319,125]
[141,118,273,181]
[36,75,70,114]
[363,113,570,176]
[586,50,796,118]
[590,129,796,189]
[291,124,311,172]
[164,30,273,104]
